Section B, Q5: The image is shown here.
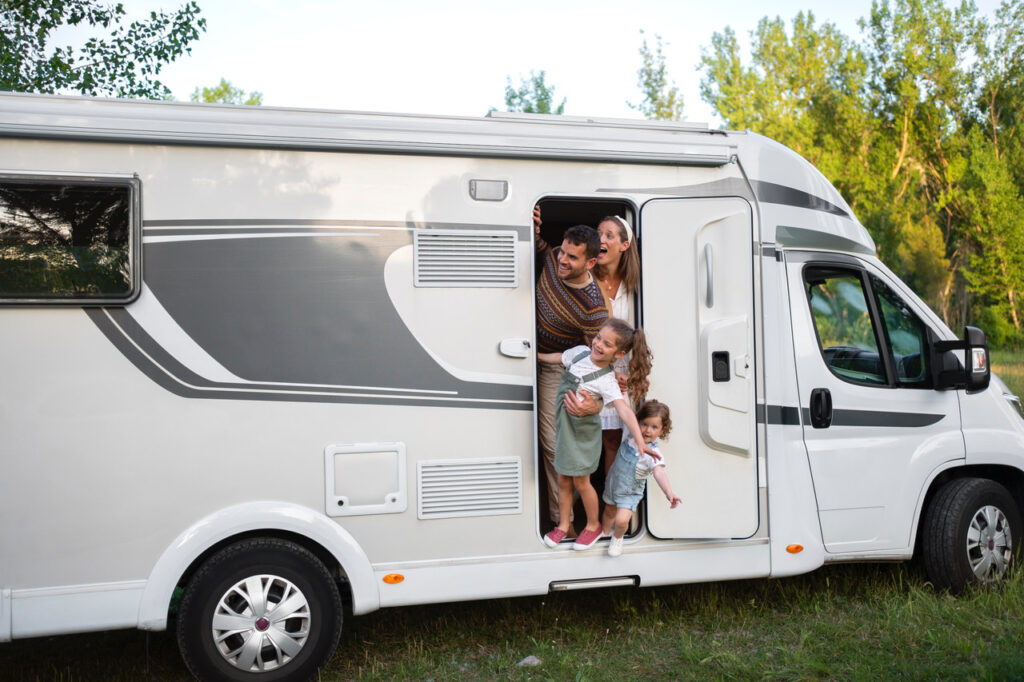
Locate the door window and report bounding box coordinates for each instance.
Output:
[804,265,932,388]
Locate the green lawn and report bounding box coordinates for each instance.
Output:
[3,564,1022,680]
[992,348,1024,398]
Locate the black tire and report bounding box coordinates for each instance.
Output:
[177,538,343,682]
[921,478,1022,594]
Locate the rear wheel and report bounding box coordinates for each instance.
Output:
[922,478,1021,594]
[177,538,343,681]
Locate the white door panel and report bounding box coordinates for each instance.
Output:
[785,253,963,553]
[642,198,758,539]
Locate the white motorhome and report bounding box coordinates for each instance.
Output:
[0,93,1021,681]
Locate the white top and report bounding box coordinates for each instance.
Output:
[601,283,634,428]
[622,432,666,481]
[561,346,624,405]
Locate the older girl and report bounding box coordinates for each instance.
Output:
[538,318,654,550]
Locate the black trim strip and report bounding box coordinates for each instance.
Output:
[759,403,944,427]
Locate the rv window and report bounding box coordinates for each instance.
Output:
[805,267,887,385]
[0,177,139,303]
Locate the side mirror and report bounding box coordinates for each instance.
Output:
[931,326,990,394]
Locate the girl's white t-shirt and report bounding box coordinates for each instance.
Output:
[561,345,623,405]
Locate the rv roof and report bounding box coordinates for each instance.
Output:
[0,92,732,167]
[486,110,711,132]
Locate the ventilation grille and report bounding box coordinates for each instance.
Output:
[418,457,522,519]
[414,230,518,287]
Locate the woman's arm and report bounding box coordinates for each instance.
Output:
[652,466,682,508]
[537,351,562,365]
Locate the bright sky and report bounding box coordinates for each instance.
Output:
[124,0,1002,125]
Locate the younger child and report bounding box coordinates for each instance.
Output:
[602,399,682,557]
[538,318,654,551]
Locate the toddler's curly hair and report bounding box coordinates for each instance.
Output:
[636,399,672,438]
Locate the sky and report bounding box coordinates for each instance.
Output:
[121,0,1003,125]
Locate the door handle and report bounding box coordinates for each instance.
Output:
[809,387,832,429]
[499,338,531,358]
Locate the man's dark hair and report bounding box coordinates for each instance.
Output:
[562,224,601,260]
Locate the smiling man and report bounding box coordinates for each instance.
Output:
[533,206,609,528]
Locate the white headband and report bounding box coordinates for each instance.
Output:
[611,215,634,243]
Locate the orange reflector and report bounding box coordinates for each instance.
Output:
[382,574,404,584]
[786,544,804,554]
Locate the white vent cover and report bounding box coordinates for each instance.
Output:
[414,230,518,288]
[418,457,522,519]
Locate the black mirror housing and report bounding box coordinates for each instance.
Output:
[931,325,990,393]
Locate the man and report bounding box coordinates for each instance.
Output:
[534,205,608,528]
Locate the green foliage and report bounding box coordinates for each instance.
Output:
[630,31,684,120]
[699,0,1024,337]
[190,78,263,106]
[0,0,206,99]
[503,70,565,115]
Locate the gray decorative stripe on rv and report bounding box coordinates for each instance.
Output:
[85,225,532,410]
[144,218,532,240]
[596,177,849,219]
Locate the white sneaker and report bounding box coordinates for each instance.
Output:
[608,535,623,557]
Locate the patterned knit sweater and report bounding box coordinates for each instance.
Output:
[535,241,609,353]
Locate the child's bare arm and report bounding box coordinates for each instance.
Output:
[537,352,562,365]
[652,466,682,508]
[613,399,657,458]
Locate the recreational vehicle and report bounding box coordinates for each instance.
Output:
[0,93,1021,681]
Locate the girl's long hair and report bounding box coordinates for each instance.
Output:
[602,318,653,403]
[598,216,641,295]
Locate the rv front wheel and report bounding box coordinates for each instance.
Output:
[922,478,1022,594]
[177,538,343,682]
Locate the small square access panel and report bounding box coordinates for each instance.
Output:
[324,442,407,517]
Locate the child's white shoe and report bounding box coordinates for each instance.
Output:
[608,535,623,557]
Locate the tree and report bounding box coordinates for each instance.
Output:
[503,70,565,114]
[190,78,263,106]
[630,31,684,120]
[0,0,206,99]
[698,1,1024,342]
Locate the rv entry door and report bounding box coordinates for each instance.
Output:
[641,198,759,539]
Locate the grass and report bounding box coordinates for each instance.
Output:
[992,347,1024,398]
[3,564,1023,681]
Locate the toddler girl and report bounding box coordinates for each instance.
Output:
[602,399,681,556]
[538,318,654,550]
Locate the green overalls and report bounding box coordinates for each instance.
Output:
[553,350,612,477]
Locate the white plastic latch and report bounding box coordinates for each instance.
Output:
[499,338,531,358]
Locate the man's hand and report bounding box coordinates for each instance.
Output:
[564,389,602,417]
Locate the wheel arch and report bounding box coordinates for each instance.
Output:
[913,463,1024,556]
[137,501,379,631]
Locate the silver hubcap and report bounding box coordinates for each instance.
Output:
[966,505,1013,582]
[211,574,311,672]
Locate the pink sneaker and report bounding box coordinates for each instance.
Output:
[544,528,567,548]
[573,528,602,550]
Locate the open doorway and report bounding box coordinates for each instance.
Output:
[533,196,644,541]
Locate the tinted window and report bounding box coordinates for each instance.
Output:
[871,275,931,386]
[0,179,137,301]
[805,267,887,385]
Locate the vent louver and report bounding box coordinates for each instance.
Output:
[418,457,522,519]
[414,230,518,287]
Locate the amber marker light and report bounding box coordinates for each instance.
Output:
[383,574,405,584]
[786,544,804,554]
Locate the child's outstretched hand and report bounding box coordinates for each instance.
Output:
[643,445,662,461]
[667,494,682,509]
